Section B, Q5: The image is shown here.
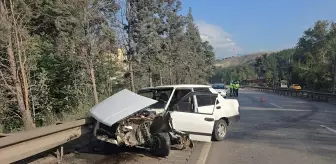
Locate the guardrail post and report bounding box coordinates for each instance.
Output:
[56,146,64,163]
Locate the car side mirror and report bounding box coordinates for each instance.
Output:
[216,100,219,105]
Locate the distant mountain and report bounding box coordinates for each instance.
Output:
[214,51,274,68]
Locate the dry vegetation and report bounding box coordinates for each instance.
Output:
[214,52,273,68]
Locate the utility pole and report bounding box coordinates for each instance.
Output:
[288,56,292,86]
[160,70,163,86]
[333,51,336,94]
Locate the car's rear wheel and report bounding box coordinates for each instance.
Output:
[150,133,170,157]
[212,119,227,141]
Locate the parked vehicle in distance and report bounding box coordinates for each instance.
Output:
[280,83,288,88]
[89,84,240,157]
[290,84,301,90]
[280,80,288,88]
[211,83,227,98]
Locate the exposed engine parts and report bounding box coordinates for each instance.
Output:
[114,109,155,146]
[94,109,193,157]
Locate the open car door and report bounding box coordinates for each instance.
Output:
[168,92,218,142]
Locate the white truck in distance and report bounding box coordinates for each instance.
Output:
[89,84,240,157]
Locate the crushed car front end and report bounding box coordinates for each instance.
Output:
[89,89,193,157]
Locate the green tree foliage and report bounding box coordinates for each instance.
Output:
[120,0,215,90]
[0,0,216,132]
[212,64,257,84]
[213,20,336,91]
[293,20,336,90]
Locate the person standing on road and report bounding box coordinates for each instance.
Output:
[234,81,240,97]
[229,81,234,96]
[232,82,237,96]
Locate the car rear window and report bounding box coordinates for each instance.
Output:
[193,88,211,93]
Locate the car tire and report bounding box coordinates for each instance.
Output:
[150,133,171,157]
[212,119,227,141]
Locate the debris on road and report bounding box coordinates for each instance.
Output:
[260,96,265,102]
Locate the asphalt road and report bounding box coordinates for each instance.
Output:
[206,89,336,164]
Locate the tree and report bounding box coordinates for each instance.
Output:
[294,20,331,90]
[183,7,205,83]
[325,22,336,93]
[201,41,216,81]
[0,0,36,130]
[254,54,267,79]
[0,0,217,132]
[159,0,185,84]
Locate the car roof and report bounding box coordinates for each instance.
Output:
[139,84,211,90]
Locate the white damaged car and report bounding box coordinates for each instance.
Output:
[90,84,240,157]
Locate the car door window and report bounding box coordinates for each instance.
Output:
[195,94,217,114]
[197,95,212,107]
[170,91,218,115]
[194,88,217,106]
[176,96,195,113]
[168,89,192,109]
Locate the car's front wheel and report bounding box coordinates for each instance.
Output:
[150,133,171,157]
[212,119,227,141]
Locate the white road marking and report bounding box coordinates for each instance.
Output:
[319,125,336,134]
[269,103,283,108]
[196,142,212,164]
[240,106,311,112]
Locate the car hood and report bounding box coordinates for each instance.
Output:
[89,89,158,126]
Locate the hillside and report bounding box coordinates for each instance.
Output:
[214,52,273,68]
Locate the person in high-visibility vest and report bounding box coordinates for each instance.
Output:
[233,81,240,97]
[229,82,234,96]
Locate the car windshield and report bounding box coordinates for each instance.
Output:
[137,88,174,109]
[212,84,225,89]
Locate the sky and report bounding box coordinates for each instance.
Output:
[180,0,336,59]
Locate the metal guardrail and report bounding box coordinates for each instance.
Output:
[249,86,336,103]
[0,117,92,163]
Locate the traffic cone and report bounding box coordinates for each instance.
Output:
[260,96,265,102]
